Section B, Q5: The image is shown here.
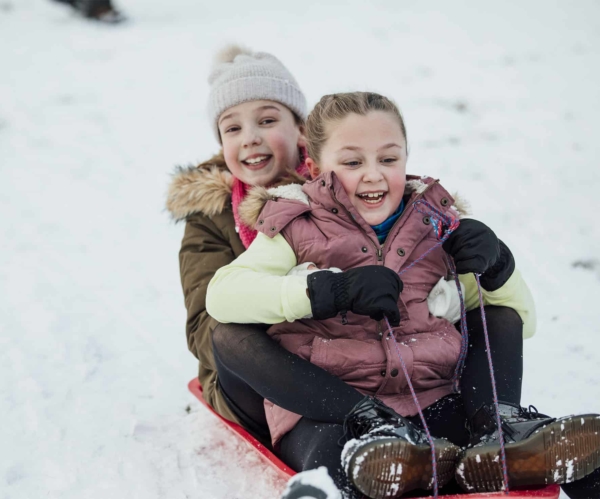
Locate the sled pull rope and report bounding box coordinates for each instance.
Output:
[381,200,459,498]
[385,199,509,495]
[474,273,510,494]
[385,316,440,497]
[411,200,470,388]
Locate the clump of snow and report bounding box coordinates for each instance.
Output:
[456,463,475,491]
[387,482,400,496]
[389,462,402,476]
[566,459,575,483]
[554,468,561,482]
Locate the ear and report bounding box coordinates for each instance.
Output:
[296,125,307,149]
[306,157,320,179]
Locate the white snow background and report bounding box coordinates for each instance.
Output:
[1,1,600,498]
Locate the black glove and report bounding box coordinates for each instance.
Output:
[442,218,515,291]
[307,266,403,326]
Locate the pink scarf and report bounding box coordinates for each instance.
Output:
[231,150,309,249]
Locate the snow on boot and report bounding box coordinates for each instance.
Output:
[281,467,342,499]
[340,396,460,499]
[456,402,600,493]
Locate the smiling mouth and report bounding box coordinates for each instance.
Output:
[241,155,272,169]
[357,192,387,205]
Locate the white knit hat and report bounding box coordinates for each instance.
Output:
[207,45,308,141]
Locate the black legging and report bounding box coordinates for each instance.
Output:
[212,306,522,441]
[212,306,599,497]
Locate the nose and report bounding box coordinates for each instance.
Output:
[362,161,384,183]
[242,127,262,148]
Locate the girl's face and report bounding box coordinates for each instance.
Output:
[307,111,407,226]
[218,100,305,187]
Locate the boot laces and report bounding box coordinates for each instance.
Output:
[494,405,547,442]
[341,398,405,442]
[517,404,544,419]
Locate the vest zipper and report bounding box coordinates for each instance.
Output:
[329,179,439,262]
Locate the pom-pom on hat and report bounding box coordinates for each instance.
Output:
[207,44,307,142]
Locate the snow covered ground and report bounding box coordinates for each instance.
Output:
[2,1,600,497]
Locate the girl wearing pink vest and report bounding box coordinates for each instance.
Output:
[208,92,600,498]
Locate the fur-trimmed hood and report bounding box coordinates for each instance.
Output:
[239,174,470,228]
[166,152,233,221]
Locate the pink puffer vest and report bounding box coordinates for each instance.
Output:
[255,172,463,446]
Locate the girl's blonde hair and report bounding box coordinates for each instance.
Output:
[305,92,408,162]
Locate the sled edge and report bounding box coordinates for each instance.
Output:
[188,378,559,498]
[188,378,296,480]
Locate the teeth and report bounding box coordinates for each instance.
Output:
[244,156,268,164]
[358,192,385,204]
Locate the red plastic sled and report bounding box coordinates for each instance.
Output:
[188,378,560,498]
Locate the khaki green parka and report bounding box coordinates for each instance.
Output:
[167,152,244,423]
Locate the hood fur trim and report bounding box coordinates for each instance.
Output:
[451,193,471,218]
[166,163,233,221]
[238,171,307,227]
[238,186,274,228]
[405,179,428,195]
[267,184,310,205]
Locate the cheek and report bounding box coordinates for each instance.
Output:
[222,139,237,163]
[336,171,359,195]
[387,171,406,199]
[221,140,243,176]
[268,131,295,158]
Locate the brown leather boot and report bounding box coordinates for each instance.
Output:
[341,397,460,498]
[456,402,600,493]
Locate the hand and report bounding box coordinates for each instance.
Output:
[307,266,403,326]
[442,219,500,274]
[442,219,515,291]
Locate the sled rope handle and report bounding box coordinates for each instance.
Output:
[382,199,509,496]
[474,273,510,493]
[384,315,441,496]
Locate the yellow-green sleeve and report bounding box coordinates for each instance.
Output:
[459,269,537,339]
[206,232,312,324]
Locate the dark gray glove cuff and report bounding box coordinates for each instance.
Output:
[307,271,349,320]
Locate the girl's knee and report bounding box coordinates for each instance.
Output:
[211,322,229,352]
[212,322,270,355]
[484,306,523,331]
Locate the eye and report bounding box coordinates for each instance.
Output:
[224,125,240,134]
[260,118,277,125]
[382,157,398,164]
[344,160,361,167]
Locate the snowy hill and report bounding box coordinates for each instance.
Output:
[1,1,599,498]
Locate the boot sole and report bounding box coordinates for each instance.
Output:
[347,438,460,499]
[456,414,600,492]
